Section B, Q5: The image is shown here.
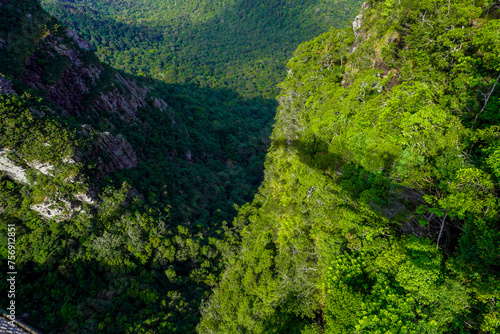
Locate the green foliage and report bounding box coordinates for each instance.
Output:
[41,0,365,98]
[2,0,500,332]
[0,0,62,77]
[0,93,82,176]
[201,0,500,332]
[0,1,279,332]
[325,236,469,334]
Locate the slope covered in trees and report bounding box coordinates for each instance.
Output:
[199,0,500,332]
[0,0,368,332]
[0,0,274,332]
[41,0,365,98]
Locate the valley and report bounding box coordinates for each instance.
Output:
[1,0,499,333]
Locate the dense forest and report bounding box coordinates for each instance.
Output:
[0,0,363,332]
[41,0,365,98]
[1,0,500,333]
[199,0,500,332]
[0,0,280,332]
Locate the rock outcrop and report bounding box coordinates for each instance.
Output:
[0,3,171,222]
[92,72,149,122]
[21,26,166,123]
[0,158,89,221]
[65,28,92,51]
[30,192,95,222]
[95,131,138,178]
[31,197,76,222]
[28,161,55,176]
[351,2,369,52]
[0,148,98,220]
[352,12,363,37]
[152,97,168,111]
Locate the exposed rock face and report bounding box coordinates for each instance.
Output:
[92,72,149,122]
[0,74,15,94]
[351,2,368,52]
[22,27,165,122]
[152,97,168,111]
[0,149,68,182]
[27,161,54,176]
[74,192,96,205]
[30,196,82,222]
[23,49,97,116]
[0,149,98,219]
[65,28,91,51]
[352,13,363,36]
[95,132,138,177]
[0,149,29,183]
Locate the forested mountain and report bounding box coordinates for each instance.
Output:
[2,0,500,333]
[0,0,277,331]
[40,0,365,98]
[199,0,500,332]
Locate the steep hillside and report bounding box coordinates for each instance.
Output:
[0,0,275,332]
[41,0,365,98]
[199,0,500,332]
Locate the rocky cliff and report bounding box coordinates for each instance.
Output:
[0,1,279,332]
[0,0,169,220]
[198,0,500,332]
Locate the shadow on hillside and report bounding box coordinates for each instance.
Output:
[83,70,278,233]
[270,136,461,252]
[43,0,364,98]
[270,136,478,280]
[2,256,206,333]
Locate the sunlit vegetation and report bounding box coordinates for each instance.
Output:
[41,0,365,98]
[199,0,500,332]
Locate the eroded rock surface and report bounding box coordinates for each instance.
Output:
[0,149,28,183]
[30,196,81,222]
[0,74,15,94]
[95,132,138,177]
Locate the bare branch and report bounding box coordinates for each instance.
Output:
[436,212,448,250]
[472,71,500,129]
